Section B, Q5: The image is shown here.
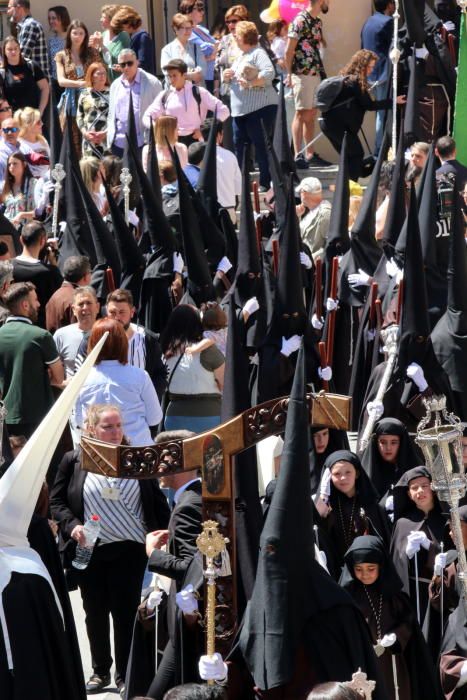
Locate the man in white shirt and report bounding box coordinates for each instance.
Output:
[201,118,241,224]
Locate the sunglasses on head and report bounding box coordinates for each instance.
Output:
[119,60,134,67]
[3,127,18,133]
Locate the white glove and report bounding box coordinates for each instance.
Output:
[36,179,54,211]
[406,530,431,559]
[348,268,371,288]
[242,296,259,317]
[460,660,467,685]
[385,257,400,279]
[59,221,67,233]
[443,21,456,32]
[406,362,428,392]
[315,547,328,570]
[280,335,302,357]
[366,328,376,342]
[385,495,394,513]
[367,400,384,419]
[311,313,324,330]
[318,366,332,381]
[415,46,429,60]
[173,252,184,274]
[216,256,233,274]
[300,251,312,269]
[326,297,338,312]
[249,352,259,365]
[319,467,332,500]
[434,551,448,576]
[175,584,198,614]
[389,47,401,63]
[380,633,397,648]
[128,208,139,227]
[147,590,163,611]
[198,653,228,682]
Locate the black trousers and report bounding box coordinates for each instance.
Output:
[146,640,177,699]
[319,118,364,181]
[78,540,147,685]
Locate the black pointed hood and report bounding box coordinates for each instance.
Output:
[221,297,263,605]
[272,80,296,179]
[102,177,145,292]
[417,145,439,270]
[325,132,351,260]
[276,181,306,331]
[127,135,177,254]
[146,118,162,207]
[404,48,421,147]
[398,183,431,372]
[382,123,407,256]
[197,109,218,219]
[70,162,122,284]
[171,141,214,303]
[122,91,142,209]
[239,345,383,692]
[446,193,467,319]
[264,124,288,244]
[401,0,426,46]
[48,85,62,169]
[232,149,262,306]
[339,133,388,306]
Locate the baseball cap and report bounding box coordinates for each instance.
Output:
[295,177,322,195]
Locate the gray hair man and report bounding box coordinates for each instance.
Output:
[295,177,331,260]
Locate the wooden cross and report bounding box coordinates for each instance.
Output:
[81,391,350,650]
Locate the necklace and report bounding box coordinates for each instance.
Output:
[363,586,383,642]
[337,494,356,549]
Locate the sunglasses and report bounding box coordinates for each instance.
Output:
[3,127,18,133]
[119,60,134,67]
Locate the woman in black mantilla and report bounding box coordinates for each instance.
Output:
[390,466,452,659]
[340,535,439,700]
[314,450,390,575]
[360,418,422,504]
[309,427,349,496]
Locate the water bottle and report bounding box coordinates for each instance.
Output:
[72,514,101,570]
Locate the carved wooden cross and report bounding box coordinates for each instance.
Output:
[81,391,350,649]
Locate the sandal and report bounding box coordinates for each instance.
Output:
[85,673,111,694]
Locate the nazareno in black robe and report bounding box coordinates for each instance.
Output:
[360,417,422,503]
[340,535,440,700]
[315,450,391,577]
[439,599,467,700]
[390,466,453,660]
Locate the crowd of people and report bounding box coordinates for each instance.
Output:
[1,0,467,699]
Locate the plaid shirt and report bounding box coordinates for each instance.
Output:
[17,15,50,79]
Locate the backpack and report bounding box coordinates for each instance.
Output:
[314,76,353,112]
[161,84,202,116]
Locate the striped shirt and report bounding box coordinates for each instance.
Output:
[83,473,146,545]
[228,46,278,117]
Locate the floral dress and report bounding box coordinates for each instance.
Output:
[76,87,110,156]
[2,177,38,224]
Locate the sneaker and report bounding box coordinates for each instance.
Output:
[85,673,111,694]
[294,155,309,170]
[307,152,333,167]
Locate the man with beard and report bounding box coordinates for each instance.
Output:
[0,281,63,438]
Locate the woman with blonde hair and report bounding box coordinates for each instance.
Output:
[79,156,106,214]
[16,107,51,178]
[319,49,406,181]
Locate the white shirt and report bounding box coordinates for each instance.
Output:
[216,145,241,208]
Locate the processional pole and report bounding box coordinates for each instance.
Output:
[390,0,401,158]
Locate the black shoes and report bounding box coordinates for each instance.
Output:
[86,673,111,694]
[294,154,309,169]
[307,152,333,167]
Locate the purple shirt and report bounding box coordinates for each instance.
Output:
[114,70,143,148]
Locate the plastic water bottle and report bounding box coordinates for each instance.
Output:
[72,514,101,570]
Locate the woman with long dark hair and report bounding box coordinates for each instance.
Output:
[47,6,71,79]
[319,49,406,180]
[160,305,225,432]
[55,19,100,154]
[0,152,39,228]
[1,36,50,114]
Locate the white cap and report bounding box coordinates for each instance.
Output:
[0,333,108,548]
[295,177,322,195]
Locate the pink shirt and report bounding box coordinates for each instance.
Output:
[143,81,229,136]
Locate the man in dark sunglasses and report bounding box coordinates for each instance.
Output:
[0,117,21,184]
[108,48,163,157]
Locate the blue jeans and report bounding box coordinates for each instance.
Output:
[163,414,221,433]
[374,81,389,155]
[232,104,278,188]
